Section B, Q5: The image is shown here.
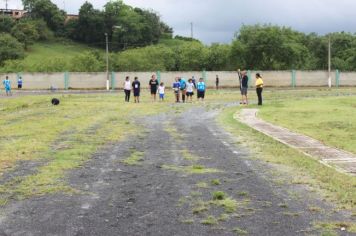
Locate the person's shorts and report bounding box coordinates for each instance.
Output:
[151,88,157,95]
[18,85,22,89]
[197,91,205,98]
[174,90,179,95]
[134,90,140,97]
[180,89,186,95]
[159,94,165,99]
[5,87,11,92]
[241,87,248,95]
[186,92,194,97]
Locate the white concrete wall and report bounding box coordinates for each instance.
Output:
[1,71,355,89]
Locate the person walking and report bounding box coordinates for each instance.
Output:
[2,76,12,96]
[132,76,141,103]
[215,75,219,90]
[123,76,132,102]
[149,74,159,102]
[255,73,264,106]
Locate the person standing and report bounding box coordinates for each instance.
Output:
[239,70,249,105]
[172,77,181,103]
[123,76,132,102]
[255,73,264,106]
[192,76,196,88]
[215,75,219,90]
[17,76,23,89]
[158,82,165,101]
[2,76,12,96]
[178,77,187,103]
[196,78,206,101]
[132,77,141,103]
[149,74,159,102]
[186,78,195,103]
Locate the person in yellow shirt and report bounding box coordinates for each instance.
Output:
[255,73,264,106]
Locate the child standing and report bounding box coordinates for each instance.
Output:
[186,79,195,103]
[123,76,132,102]
[158,82,165,101]
[196,78,206,101]
[172,77,180,103]
[132,77,141,103]
[17,76,23,89]
[2,76,12,96]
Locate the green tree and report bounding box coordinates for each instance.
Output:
[70,51,105,72]
[11,21,39,49]
[0,33,25,65]
[22,0,65,33]
[0,16,15,33]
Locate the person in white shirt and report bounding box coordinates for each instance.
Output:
[158,82,165,101]
[186,78,195,103]
[123,76,132,102]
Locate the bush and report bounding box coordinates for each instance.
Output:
[0,33,25,65]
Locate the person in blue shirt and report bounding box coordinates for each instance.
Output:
[17,76,23,89]
[3,76,12,96]
[196,78,206,101]
[178,77,187,103]
[172,77,181,103]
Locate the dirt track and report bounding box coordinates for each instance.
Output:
[0,106,352,236]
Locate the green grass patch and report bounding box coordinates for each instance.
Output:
[218,106,356,210]
[212,191,226,200]
[181,149,202,162]
[259,96,356,154]
[232,227,248,235]
[162,164,221,175]
[315,221,356,234]
[196,182,209,188]
[200,215,218,225]
[0,94,170,204]
[211,179,221,186]
[122,150,144,166]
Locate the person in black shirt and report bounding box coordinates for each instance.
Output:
[216,75,219,90]
[132,77,141,103]
[238,69,249,105]
[149,74,159,102]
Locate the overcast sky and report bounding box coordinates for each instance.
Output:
[5,0,356,44]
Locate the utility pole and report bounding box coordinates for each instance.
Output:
[105,33,110,91]
[191,22,193,39]
[328,35,331,88]
[5,0,8,10]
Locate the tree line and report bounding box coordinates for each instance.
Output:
[1,0,356,72]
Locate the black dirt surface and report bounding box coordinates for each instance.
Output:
[0,106,353,236]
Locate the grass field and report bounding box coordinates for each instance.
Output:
[0,88,355,213]
[0,93,178,204]
[259,96,356,154]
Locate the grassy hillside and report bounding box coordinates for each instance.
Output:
[24,41,101,65]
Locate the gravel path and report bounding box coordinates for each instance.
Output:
[0,106,352,236]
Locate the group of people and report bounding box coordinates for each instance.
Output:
[238,70,264,106]
[1,76,23,96]
[122,74,207,103]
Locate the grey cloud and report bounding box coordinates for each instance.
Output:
[6,0,356,44]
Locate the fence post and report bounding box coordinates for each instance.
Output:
[156,70,161,84]
[291,70,296,88]
[64,71,69,90]
[111,71,116,91]
[202,69,207,82]
[335,69,340,88]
